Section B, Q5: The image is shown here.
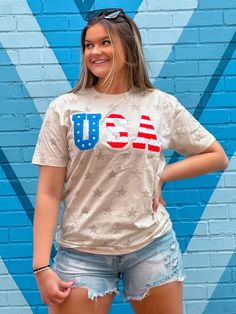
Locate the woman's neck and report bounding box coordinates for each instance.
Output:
[95,77,130,95]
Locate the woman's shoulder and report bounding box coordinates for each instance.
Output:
[48,89,91,111]
[139,88,178,106]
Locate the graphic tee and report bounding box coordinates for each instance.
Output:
[32,87,215,255]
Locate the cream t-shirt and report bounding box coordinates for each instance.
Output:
[32,87,215,255]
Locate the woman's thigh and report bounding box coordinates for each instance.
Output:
[49,287,115,314]
[129,281,183,314]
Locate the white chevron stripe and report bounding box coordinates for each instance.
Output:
[0,257,33,312]
[134,0,198,80]
[185,154,236,310]
[0,0,70,116]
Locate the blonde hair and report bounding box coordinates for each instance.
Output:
[70,13,154,93]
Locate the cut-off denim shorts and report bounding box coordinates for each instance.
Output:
[52,228,185,301]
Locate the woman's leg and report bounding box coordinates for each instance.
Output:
[49,287,115,314]
[129,281,183,314]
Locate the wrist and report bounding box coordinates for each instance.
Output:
[160,164,170,185]
[33,264,51,275]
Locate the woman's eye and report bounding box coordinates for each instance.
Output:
[85,43,92,48]
[103,40,111,45]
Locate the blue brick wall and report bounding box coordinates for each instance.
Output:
[0,0,235,313]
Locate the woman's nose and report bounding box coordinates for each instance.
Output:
[92,45,102,55]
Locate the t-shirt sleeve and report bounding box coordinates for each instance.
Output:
[32,102,69,167]
[168,98,216,156]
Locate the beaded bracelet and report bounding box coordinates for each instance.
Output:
[33,264,50,274]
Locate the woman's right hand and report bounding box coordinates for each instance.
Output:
[34,268,74,305]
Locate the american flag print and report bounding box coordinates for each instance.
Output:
[132,115,161,152]
[106,113,129,148]
[72,112,160,152]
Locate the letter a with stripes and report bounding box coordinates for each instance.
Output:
[132,115,160,152]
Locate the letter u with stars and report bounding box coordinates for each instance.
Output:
[72,113,102,150]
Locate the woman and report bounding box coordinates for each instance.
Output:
[32,8,228,314]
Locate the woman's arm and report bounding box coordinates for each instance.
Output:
[33,165,66,269]
[33,166,74,305]
[153,141,228,211]
[160,140,228,184]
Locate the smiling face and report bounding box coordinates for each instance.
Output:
[84,23,127,91]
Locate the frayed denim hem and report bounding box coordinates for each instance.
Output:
[124,274,186,302]
[72,284,120,302]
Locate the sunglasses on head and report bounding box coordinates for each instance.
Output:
[85,8,125,21]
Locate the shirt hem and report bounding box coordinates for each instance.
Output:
[56,222,173,255]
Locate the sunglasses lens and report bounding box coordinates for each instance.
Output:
[85,8,122,21]
[85,10,103,21]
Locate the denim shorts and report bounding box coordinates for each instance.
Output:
[52,228,185,301]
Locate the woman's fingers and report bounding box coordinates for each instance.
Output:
[159,197,166,207]
[44,288,71,305]
[48,280,73,304]
[152,196,159,211]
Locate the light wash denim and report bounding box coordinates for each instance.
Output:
[52,228,185,301]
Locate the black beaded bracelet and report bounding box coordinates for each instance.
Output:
[33,264,50,273]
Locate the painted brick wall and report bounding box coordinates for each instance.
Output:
[0,0,235,313]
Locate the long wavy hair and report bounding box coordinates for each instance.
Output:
[70,12,154,93]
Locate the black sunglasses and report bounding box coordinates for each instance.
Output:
[85,8,125,21]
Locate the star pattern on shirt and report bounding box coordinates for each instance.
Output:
[49,139,57,146]
[73,192,81,203]
[93,188,103,197]
[81,205,90,214]
[103,206,113,215]
[83,105,91,112]
[120,151,130,159]
[124,237,133,247]
[131,170,142,180]
[154,99,163,111]
[100,241,109,247]
[44,120,52,128]
[193,128,204,142]
[96,151,106,161]
[90,224,98,234]
[85,171,93,180]
[147,153,157,160]
[117,187,127,197]
[36,155,46,164]
[128,207,138,218]
[108,169,119,179]
[113,223,122,235]
[107,104,118,111]
[141,190,151,199]
[130,102,139,110]
[80,157,87,165]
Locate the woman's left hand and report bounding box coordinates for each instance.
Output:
[152,180,166,213]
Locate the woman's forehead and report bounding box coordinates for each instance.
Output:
[85,23,109,41]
